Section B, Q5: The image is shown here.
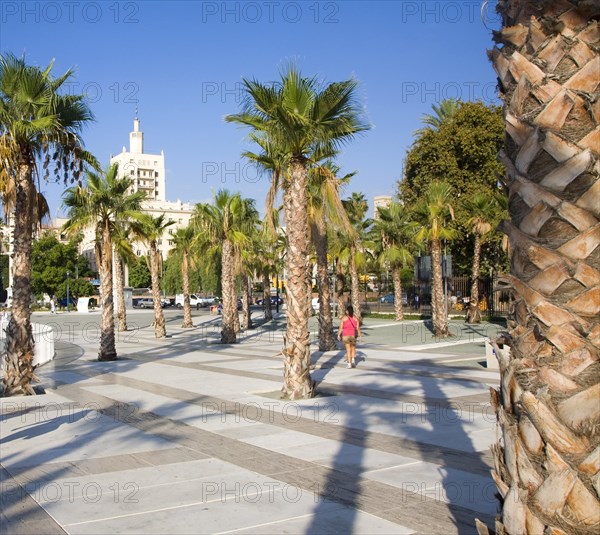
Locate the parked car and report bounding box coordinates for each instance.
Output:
[380,292,408,306]
[59,297,78,308]
[134,298,154,309]
[256,296,283,306]
[175,294,202,310]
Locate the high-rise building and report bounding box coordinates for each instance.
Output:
[110,116,166,201]
[373,195,392,219]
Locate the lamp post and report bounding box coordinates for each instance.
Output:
[66,271,71,312]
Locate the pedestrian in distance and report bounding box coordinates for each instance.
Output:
[337,305,361,368]
[50,296,56,314]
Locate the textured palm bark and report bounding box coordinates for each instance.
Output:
[181,250,193,328]
[262,272,272,320]
[392,266,404,322]
[335,261,345,318]
[98,222,117,360]
[314,220,335,351]
[2,165,36,395]
[149,243,166,338]
[241,275,252,330]
[430,238,448,337]
[466,234,482,324]
[281,158,314,399]
[349,247,362,325]
[481,2,600,534]
[114,256,128,332]
[220,239,237,343]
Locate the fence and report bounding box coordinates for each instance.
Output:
[372,275,510,317]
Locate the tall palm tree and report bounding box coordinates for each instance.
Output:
[308,162,354,350]
[137,214,174,339]
[373,200,418,321]
[462,192,503,324]
[342,192,370,325]
[227,66,369,399]
[0,54,96,395]
[482,2,600,534]
[62,163,145,360]
[414,181,457,337]
[413,98,460,137]
[171,226,197,328]
[112,223,135,332]
[192,190,256,344]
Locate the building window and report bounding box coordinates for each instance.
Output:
[155,171,158,177]
[178,219,182,224]
[169,240,173,245]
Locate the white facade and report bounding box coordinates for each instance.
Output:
[373,195,392,219]
[110,118,166,202]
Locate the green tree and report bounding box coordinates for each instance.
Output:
[31,232,93,299]
[373,201,418,321]
[62,163,145,360]
[0,54,96,395]
[414,181,457,337]
[308,162,354,349]
[170,226,197,328]
[192,190,256,343]
[342,192,372,325]
[400,100,504,219]
[413,98,460,137]
[137,214,174,339]
[462,193,504,324]
[128,255,151,289]
[227,66,369,399]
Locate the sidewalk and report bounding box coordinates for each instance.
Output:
[1,316,501,534]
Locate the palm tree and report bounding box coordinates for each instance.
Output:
[171,226,197,328]
[62,163,145,360]
[373,200,418,321]
[483,2,600,534]
[192,190,256,344]
[414,98,459,137]
[462,193,503,324]
[137,214,174,339]
[112,223,136,332]
[0,54,95,395]
[308,162,354,350]
[227,66,369,399]
[414,181,457,337]
[342,192,371,325]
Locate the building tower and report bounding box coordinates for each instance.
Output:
[110,116,166,201]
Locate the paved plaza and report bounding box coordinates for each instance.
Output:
[1,311,504,534]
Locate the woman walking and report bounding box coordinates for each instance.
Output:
[337,305,362,368]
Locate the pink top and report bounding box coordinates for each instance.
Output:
[341,316,357,337]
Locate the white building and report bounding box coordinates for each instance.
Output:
[373,195,392,219]
[110,116,166,201]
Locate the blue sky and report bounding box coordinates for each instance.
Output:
[1,0,501,217]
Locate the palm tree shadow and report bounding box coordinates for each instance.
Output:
[306,353,498,534]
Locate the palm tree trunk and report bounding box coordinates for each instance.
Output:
[98,222,117,360]
[2,164,36,395]
[220,239,236,343]
[150,243,166,338]
[349,245,362,325]
[335,260,345,319]
[114,255,128,332]
[262,271,272,320]
[484,3,600,534]
[281,158,314,399]
[392,266,404,322]
[315,221,335,351]
[431,238,448,337]
[466,233,482,324]
[181,250,193,328]
[241,274,252,330]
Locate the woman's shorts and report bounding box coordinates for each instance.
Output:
[342,335,356,346]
